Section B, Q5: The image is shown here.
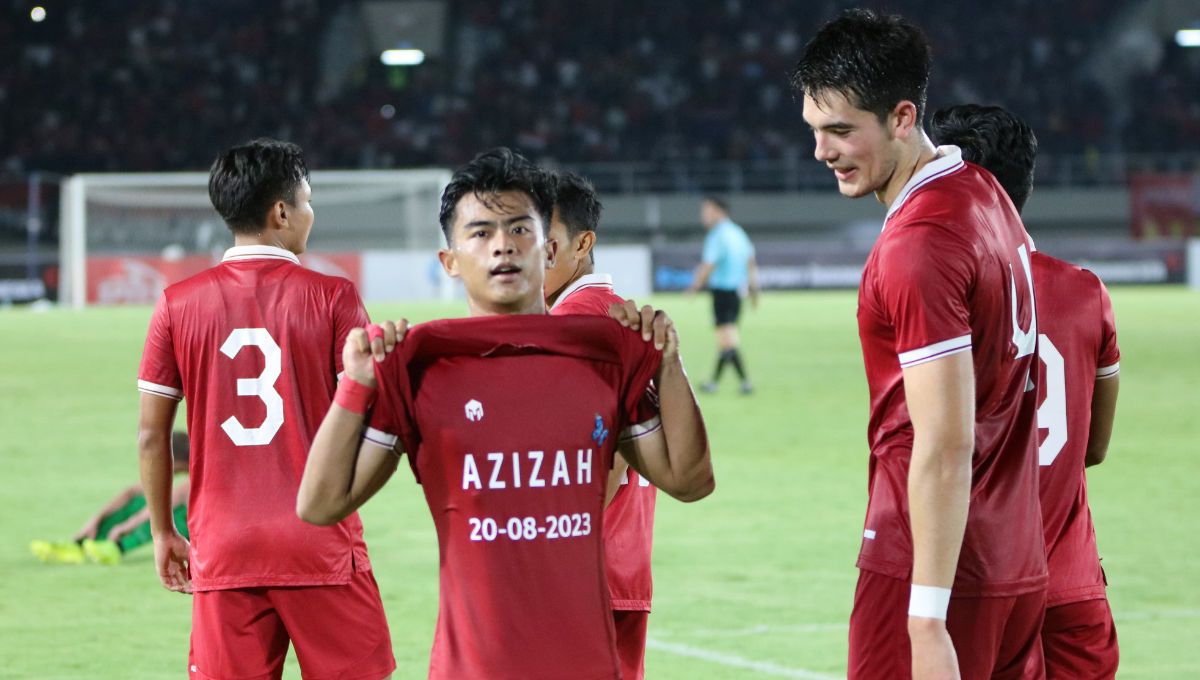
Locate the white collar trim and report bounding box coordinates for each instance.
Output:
[222,245,301,265]
[550,273,614,311]
[884,145,966,224]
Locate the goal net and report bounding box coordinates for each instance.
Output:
[58,169,452,307]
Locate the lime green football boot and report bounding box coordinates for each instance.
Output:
[30,540,86,564]
[82,539,122,565]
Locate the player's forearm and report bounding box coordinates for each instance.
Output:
[138,426,177,538]
[1085,375,1119,467]
[908,433,972,590]
[137,394,180,539]
[689,263,714,291]
[655,357,714,502]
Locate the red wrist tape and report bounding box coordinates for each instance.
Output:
[334,376,377,415]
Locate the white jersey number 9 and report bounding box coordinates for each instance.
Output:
[1037,334,1067,466]
[220,328,284,446]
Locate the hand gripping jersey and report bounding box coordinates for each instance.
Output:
[855,147,1047,597]
[551,273,657,612]
[137,245,372,590]
[1032,252,1120,606]
[364,315,662,680]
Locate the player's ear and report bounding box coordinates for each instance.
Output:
[438,248,460,279]
[577,231,596,261]
[544,236,558,269]
[890,100,919,140]
[264,201,288,231]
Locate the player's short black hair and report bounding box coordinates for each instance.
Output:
[703,195,730,215]
[553,171,603,263]
[438,147,555,245]
[208,138,309,235]
[790,9,932,125]
[930,104,1038,212]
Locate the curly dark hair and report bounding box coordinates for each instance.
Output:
[931,104,1039,212]
[790,9,932,125]
[207,138,309,234]
[438,147,556,245]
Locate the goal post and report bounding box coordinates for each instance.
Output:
[58,169,452,308]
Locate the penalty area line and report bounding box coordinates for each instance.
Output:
[647,638,843,679]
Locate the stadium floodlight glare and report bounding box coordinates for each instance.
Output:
[381,49,425,66]
[1177,29,1200,47]
[30,6,46,22]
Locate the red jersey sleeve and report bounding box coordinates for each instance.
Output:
[364,348,418,455]
[1095,278,1120,378]
[875,224,974,368]
[615,327,663,441]
[332,280,371,378]
[136,293,183,400]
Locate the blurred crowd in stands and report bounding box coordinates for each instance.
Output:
[2,0,1197,174]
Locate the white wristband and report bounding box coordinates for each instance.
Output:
[908,585,952,620]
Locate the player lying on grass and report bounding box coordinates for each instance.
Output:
[298,147,714,680]
[32,432,190,566]
[793,10,1047,679]
[932,104,1122,680]
[543,169,657,680]
[138,139,396,679]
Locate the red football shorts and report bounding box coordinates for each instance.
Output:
[613,610,649,680]
[1033,598,1118,680]
[189,570,395,680]
[848,570,1046,680]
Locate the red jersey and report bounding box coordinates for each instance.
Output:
[856,148,1047,597]
[552,273,657,612]
[1032,252,1120,606]
[137,245,372,591]
[365,315,661,680]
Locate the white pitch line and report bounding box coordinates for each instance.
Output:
[1114,608,1200,622]
[647,638,844,680]
[669,623,849,638]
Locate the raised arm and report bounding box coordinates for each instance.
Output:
[613,302,714,502]
[138,392,190,593]
[297,324,406,526]
[903,350,975,679]
[1085,375,1119,467]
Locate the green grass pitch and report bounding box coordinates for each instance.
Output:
[1,288,1197,678]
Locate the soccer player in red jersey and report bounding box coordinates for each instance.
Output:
[298,148,714,680]
[137,139,396,680]
[792,11,1047,679]
[932,104,1122,679]
[544,170,657,680]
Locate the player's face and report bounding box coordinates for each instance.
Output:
[281,179,314,254]
[802,91,898,200]
[440,191,556,315]
[543,208,584,300]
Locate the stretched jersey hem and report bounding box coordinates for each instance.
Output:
[610,598,651,612]
[1047,584,1107,607]
[191,571,354,591]
[856,557,1048,597]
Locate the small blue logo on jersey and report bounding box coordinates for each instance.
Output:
[591,414,609,446]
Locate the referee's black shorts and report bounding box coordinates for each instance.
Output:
[711,288,742,326]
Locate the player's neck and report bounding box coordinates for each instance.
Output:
[466,294,547,318]
[877,134,938,208]
[545,262,595,307]
[233,233,300,255]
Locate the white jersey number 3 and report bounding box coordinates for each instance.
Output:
[1037,334,1067,466]
[220,328,284,446]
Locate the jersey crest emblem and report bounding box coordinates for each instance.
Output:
[464,399,484,422]
[591,414,609,446]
